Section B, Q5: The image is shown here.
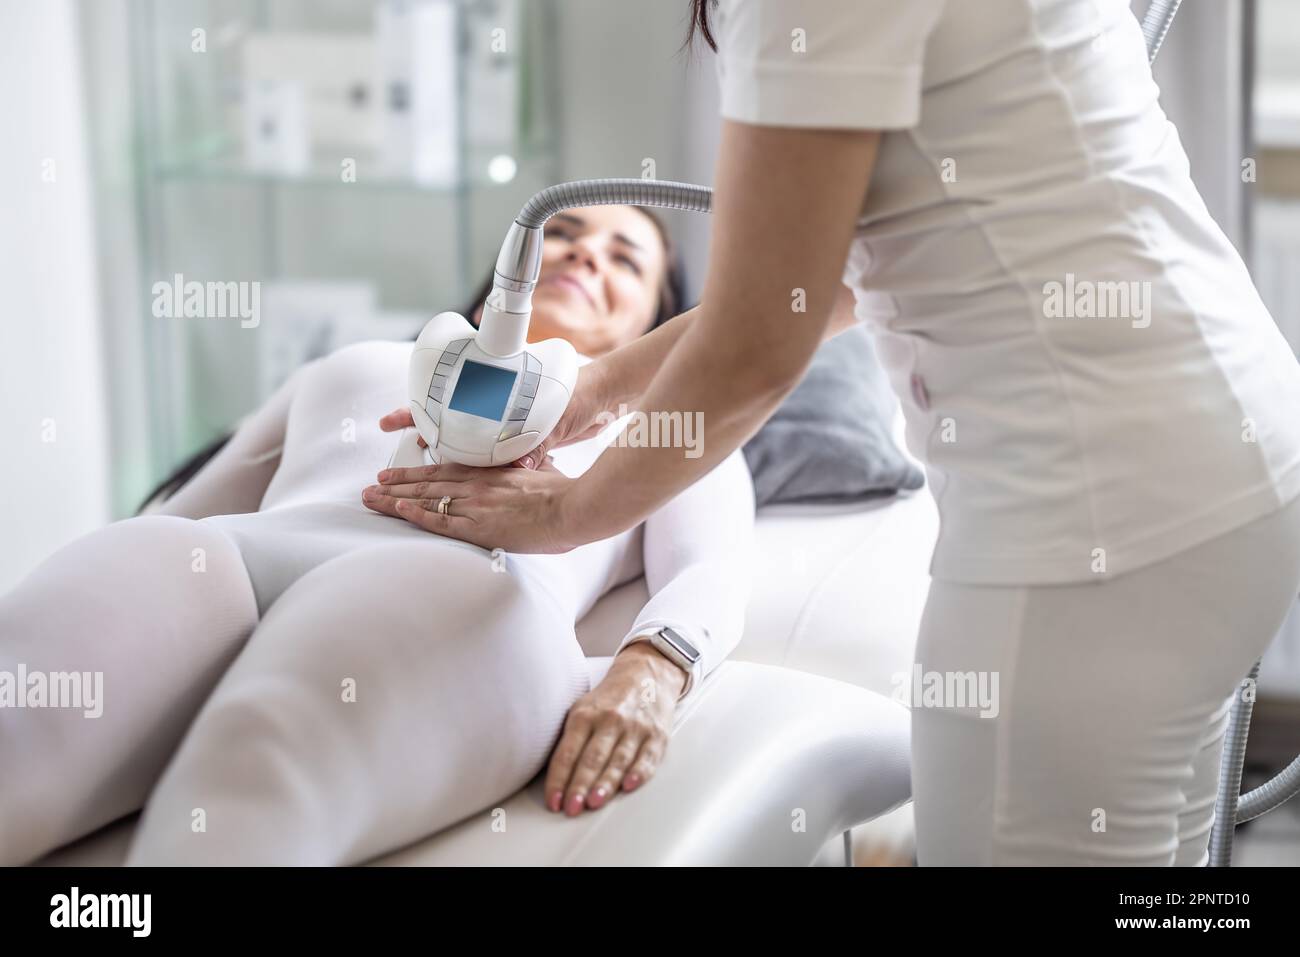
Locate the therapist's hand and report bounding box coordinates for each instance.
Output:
[544,642,684,816]
[519,362,617,467]
[363,457,581,553]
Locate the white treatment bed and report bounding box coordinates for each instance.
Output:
[36,424,940,868]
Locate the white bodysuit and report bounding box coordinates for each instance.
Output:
[0,340,755,865]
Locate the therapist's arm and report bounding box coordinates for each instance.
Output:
[581,269,862,422]
[558,121,881,544]
[370,121,879,552]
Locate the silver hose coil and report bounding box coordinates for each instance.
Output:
[515,178,713,229]
[1141,0,1184,63]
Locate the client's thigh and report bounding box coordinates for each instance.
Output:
[0,516,258,864]
[126,540,589,865]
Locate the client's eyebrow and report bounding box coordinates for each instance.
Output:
[550,213,646,253]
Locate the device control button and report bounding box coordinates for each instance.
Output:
[525,355,541,375]
[435,358,456,376]
[520,372,540,397]
[431,372,448,391]
[424,398,442,427]
[493,431,542,465]
[428,384,444,402]
[446,338,470,355]
[506,406,529,422]
[499,420,524,440]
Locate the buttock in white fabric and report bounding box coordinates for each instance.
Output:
[201,503,492,616]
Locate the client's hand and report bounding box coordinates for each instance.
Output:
[544,643,685,816]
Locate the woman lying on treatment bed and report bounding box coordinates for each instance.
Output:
[0,205,755,866]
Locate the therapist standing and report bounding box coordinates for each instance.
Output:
[368,0,1300,865]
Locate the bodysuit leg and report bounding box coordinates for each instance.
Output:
[0,516,259,864]
[126,538,592,865]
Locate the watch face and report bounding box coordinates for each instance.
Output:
[659,626,702,664]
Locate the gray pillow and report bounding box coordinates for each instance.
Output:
[742,325,925,507]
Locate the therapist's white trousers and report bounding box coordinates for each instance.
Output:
[912,493,1300,866]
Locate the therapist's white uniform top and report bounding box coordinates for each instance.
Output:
[713,0,1300,585]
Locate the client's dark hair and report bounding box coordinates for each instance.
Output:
[135,206,689,513]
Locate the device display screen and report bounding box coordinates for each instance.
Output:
[447,360,517,421]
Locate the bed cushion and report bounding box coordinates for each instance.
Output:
[577,484,939,700]
[742,326,925,506]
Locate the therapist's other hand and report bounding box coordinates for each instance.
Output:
[544,642,684,816]
[514,362,613,469]
[377,407,427,448]
[362,458,578,553]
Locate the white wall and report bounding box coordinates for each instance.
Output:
[1145,0,1250,254]
[0,0,110,593]
[1259,0,1300,81]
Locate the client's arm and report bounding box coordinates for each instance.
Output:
[154,360,318,520]
[614,448,756,692]
[543,448,756,815]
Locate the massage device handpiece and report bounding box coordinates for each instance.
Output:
[389,310,579,469]
[389,178,713,471]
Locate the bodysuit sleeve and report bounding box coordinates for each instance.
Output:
[154,359,321,520]
[613,448,757,699]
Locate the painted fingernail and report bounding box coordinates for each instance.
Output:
[566,793,585,816]
[623,774,640,791]
[378,470,391,482]
[547,790,562,812]
[362,486,377,500]
[522,455,534,469]
[588,786,607,808]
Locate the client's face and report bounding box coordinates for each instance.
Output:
[520,205,668,357]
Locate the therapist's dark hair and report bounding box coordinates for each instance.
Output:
[135,207,690,513]
[684,0,719,52]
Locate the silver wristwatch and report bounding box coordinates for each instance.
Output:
[635,626,703,699]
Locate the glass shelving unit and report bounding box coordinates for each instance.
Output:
[125,0,561,479]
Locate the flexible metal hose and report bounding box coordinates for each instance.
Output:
[1209,663,1260,867]
[514,177,713,229]
[1141,0,1184,64]
[1241,752,1300,823]
[1210,648,1300,866]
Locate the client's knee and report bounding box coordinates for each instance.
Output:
[129,685,346,865]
